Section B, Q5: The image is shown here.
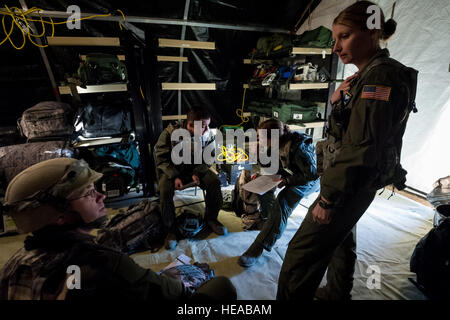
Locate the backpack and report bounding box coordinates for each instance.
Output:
[252,34,294,59]
[232,170,263,230]
[78,53,127,85]
[17,101,75,140]
[410,218,450,299]
[0,140,74,186]
[96,199,165,254]
[293,26,333,48]
[74,102,132,139]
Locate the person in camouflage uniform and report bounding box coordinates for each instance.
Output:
[155,107,226,250]
[277,1,418,300]
[238,119,320,268]
[0,158,236,300]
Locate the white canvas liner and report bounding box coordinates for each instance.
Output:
[297,0,450,193]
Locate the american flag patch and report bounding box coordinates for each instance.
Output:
[361,85,391,101]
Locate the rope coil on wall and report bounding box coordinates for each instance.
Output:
[0,5,125,49]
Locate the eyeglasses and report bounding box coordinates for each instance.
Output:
[68,188,99,201]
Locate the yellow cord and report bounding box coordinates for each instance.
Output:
[0,5,126,49]
[216,145,248,163]
[215,87,251,163]
[218,87,249,131]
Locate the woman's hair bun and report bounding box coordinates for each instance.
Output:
[382,18,397,40]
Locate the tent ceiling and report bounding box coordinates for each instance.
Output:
[20,0,321,32]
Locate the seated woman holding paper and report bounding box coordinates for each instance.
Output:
[238,119,320,267]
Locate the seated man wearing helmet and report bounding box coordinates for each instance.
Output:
[0,158,236,300]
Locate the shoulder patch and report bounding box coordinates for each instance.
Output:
[361,85,391,101]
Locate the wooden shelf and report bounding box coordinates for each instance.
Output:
[158,38,215,50]
[243,82,329,90]
[157,56,188,62]
[161,83,216,90]
[73,137,124,148]
[47,37,120,46]
[243,59,273,64]
[291,47,332,55]
[288,120,326,130]
[81,55,125,61]
[162,114,187,121]
[289,82,329,90]
[59,83,127,95]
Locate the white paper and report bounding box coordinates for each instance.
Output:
[242,175,281,195]
[158,254,192,274]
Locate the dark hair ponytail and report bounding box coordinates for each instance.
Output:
[382,18,397,40]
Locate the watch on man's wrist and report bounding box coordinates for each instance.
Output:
[318,199,334,209]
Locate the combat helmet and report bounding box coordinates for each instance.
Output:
[3,158,102,233]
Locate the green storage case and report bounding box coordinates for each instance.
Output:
[272,101,318,123]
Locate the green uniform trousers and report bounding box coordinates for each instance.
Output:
[277,191,376,300]
[158,170,223,230]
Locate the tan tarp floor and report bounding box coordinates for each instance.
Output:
[131,188,433,300]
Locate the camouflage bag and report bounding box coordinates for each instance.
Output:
[232,170,263,230]
[18,101,75,140]
[159,262,215,291]
[96,199,165,254]
[78,53,127,85]
[0,140,74,188]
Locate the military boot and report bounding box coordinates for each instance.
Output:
[238,241,264,267]
[164,232,178,250]
[207,219,228,236]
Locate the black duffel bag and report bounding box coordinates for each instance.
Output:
[410,218,450,299]
[74,101,132,139]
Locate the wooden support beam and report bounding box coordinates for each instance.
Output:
[47,36,120,46]
[161,83,216,90]
[157,56,189,62]
[158,38,215,50]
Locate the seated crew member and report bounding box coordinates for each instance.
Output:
[238,119,320,267]
[155,106,227,250]
[0,158,236,300]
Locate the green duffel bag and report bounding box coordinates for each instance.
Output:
[78,53,128,85]
[294,26,333,48]
[272,101,318,123]
[247,100,278,117]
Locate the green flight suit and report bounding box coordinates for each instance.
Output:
[154,122,222,230]
[277,49,418,300]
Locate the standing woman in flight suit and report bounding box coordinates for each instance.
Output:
[277,1,418,300]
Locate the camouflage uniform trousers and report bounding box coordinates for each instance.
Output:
[158,170,223,230]
[255,178,320,251]
[277,190,376,300]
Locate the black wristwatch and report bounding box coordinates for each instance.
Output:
[318,199,334,209]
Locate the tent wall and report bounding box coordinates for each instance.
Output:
[298,0,450,193]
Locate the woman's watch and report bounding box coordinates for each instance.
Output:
[318,199,334,209]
